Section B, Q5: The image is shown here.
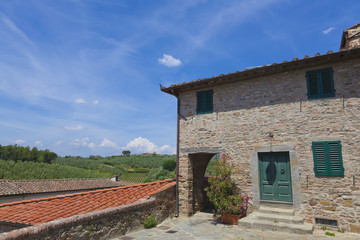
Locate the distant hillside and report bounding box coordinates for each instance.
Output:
[0,154,176,182]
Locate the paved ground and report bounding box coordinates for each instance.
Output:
[112,212,360,240]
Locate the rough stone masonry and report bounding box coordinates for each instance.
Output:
[162,24,360,233]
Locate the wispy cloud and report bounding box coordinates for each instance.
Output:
[35,141,43,147]
[322,27,335,35]
[158,54,182,67]
[74,98,86,104]
[0,14,35,46]
[15,139,26,145]
[64,125,84,131]
[93,100,99,105]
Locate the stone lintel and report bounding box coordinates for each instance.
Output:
[180,148,225,155]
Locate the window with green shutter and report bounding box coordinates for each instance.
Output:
[312,141,344,176]
[196,90,213,114]
[306,68,335,99]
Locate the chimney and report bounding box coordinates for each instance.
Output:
[340,23,360,51]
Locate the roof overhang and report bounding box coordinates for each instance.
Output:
[161,47,360,94]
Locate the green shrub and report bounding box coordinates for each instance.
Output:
[143,215,157,229]
[145,167,175,182]
[325,231,335,236]
[162,159,176,171]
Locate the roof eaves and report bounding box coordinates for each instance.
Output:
[161,47,360,94]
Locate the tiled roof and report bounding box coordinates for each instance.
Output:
[0,178,131,196]
[161,47,360,93]
[0,179,175,226]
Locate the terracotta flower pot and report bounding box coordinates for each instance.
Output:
[221,213,244,225]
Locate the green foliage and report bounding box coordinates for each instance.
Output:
[118,173,147,183]
[325,231,335,236]
[53,157,127,176]
[337,229,344,233]
[205,158,217,176]
[322,226,327,231]
[162,159,176,171]
[145,167,175,182]
[122,150,131,156]
[0,144,57,163]
[0,160,106,180]
[143,215,157,229]
[132,168,150,173]
[205,154,248,217]
[1,153,175,181]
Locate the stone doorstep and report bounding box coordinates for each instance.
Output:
[239,217,314,234]
[238,205,314,235]
[258,206,295,216]
[256,212,304,224]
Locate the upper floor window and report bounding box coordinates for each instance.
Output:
[306,68,335,99]
[312,141,344,176]
[196,90,213,114]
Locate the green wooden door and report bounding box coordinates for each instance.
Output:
[259,152,292,202]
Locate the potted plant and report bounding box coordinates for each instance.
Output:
[204,153,248,225]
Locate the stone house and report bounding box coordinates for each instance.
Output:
[161,23,360,233]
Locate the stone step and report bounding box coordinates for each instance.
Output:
[259,206,295,216]
[256,212,304,224]
[239,217,314,234]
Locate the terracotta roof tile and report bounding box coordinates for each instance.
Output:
[0,179,175,226]
[0,178,133,196]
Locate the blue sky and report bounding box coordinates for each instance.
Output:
[0,0,359,157]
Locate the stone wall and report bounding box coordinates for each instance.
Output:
[177,58,360,232]
[0,185,176,240]
[346,25,360,50]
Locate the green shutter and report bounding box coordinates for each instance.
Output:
[312,141,344,176]
[196,90,213,114]
[307,71,319,98]
[321,68,335,97]
[313,142,327,175]
[196,92,204,113]
[205,90,213,112]
[327,141,344,176]
[306,68,335,99]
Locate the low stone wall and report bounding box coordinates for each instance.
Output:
[0,185,175,240]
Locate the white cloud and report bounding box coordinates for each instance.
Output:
[35,141,43,147]
[99,138,118,148]
[55,140,63,145]
[88,142,96,148]
[93,100,99,104]
[124,137,175,154]
[64,125,84,131]
[322,27,335,35]
[71,137,96,148]
[75,98,86,104]
[158,145,176,154]
[14,139,26,145]
[158,54,182,67]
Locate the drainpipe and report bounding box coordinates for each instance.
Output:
[161,85,184,218]
[174,91,180,217]
[170,89,180,218]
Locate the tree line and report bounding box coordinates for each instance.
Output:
[0,144,58,164]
